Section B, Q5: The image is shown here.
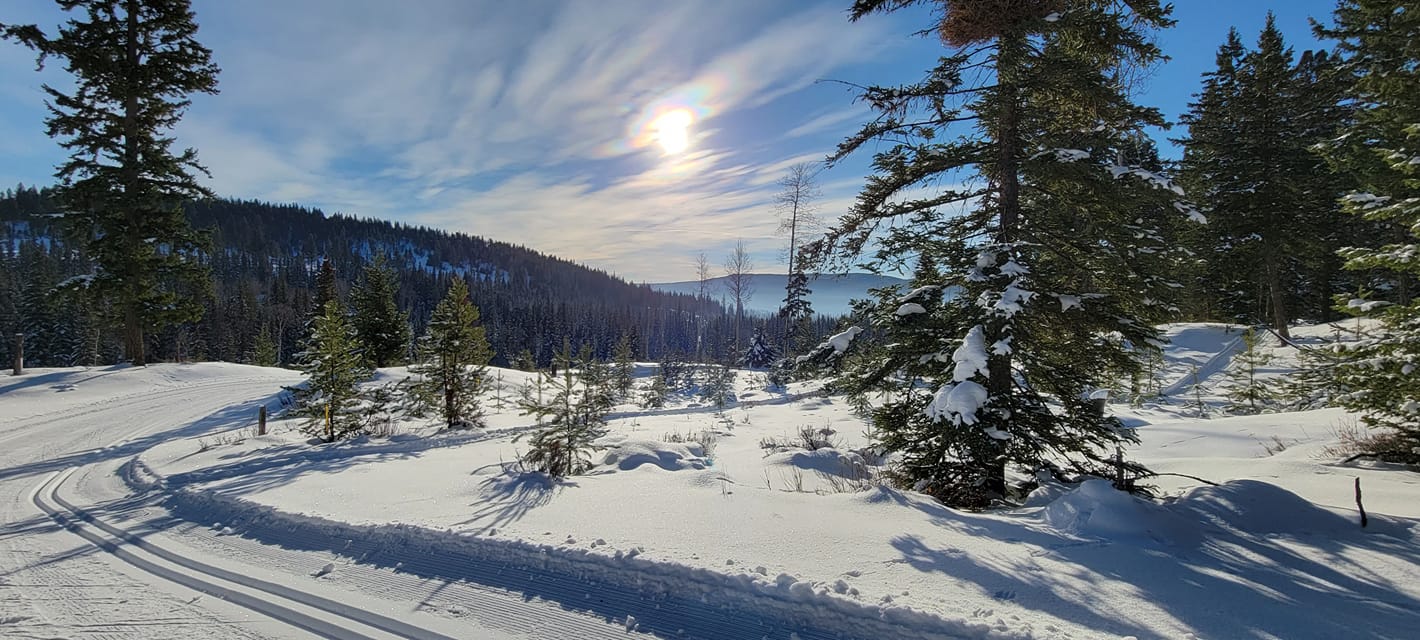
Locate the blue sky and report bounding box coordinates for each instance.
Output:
[0,1,1337,281]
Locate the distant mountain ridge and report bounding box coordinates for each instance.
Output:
[1,186,837,367]
[650,272,908,315]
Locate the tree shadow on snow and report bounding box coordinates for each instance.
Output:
[884,489,1420,640]
[454,466,573,534]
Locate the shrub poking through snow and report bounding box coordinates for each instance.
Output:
[413,277,493,429]
[517,341,613,477]
[291,299,370,442]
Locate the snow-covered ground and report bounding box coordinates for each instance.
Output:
[3,322,1418,639]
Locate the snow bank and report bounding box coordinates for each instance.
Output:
[1041,479,1202,547]
[125,458,1026,640]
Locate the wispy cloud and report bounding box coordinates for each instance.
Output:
[1,0,909,280]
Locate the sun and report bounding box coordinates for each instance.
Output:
[653,108,694,155]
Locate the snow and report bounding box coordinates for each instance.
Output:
[991,283,1034,316]
[1057,294,1081,311]
[925,379,989,426]
[56,273,96,289]
[1041,479,1202,547]
[6,323,1420,640]
[896,285,940,304]
[894,302,927,317]
[950,325,990,382]
[1342,192,1391,210]
[824,326,862,355]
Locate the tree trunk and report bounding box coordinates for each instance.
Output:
[121,1,146,366]
[444,362,456,427]
[125,304,145,366]
[1266,260,1290,339]
[981,32,1026,500]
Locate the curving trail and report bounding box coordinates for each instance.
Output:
[0,365,638,639]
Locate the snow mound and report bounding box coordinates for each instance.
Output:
[1041,479,1201,547]
[765,448,869,478]
[599,439,707,472]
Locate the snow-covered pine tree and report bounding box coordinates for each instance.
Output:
[350,255,411,368]
[3,1,219,366]
[804,0,1196,508]
[517,341,612,477]
[744,326,778,369]
[1315,0,1420,463]
[414,277,492,429]
[294,300,369,441]
[1224,327,1279,414]
[1176,16,1355,335]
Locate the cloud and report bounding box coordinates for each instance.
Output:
[2,0,905,280]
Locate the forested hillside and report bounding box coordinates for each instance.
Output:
[0,186,835,367]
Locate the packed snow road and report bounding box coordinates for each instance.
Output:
[0,365,641,640]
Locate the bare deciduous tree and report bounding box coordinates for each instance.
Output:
[774,162,823,277]
[723,240,755,358]
[775,162,823,356]
[695,252,712,299]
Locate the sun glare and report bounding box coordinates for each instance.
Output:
[653,108,694,155]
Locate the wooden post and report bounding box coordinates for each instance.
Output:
[324,404,332,442]
[1114,447,1126,489]
[257,405,267,436]
[1355,477,1369,528]
[12,334,22,376]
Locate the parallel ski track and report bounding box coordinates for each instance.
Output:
[33,467,458,640]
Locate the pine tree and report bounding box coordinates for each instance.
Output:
[807,1,1191,507]
[251,323,278,367]
[1176,16,1354,335]
[350,255,410,368]
[294,300,369,441]
[415,277,492,429]
[513,348,537,372]
[611,333,635,399]
[517,341,612,477]
[744,326,777,368]
[311,258,338,319]
[3,0,219,365]
[1284,327,1350,410]
[778,271,815,357]
[1225,327,1279,414]
[1315,0,1420,462]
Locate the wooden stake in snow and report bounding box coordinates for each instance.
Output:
[12,334,21,376]
[1355,477,1369,528]
[257,405,267,436]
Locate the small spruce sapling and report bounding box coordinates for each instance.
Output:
[517,342,613,477]
[1225,327,1278,414]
